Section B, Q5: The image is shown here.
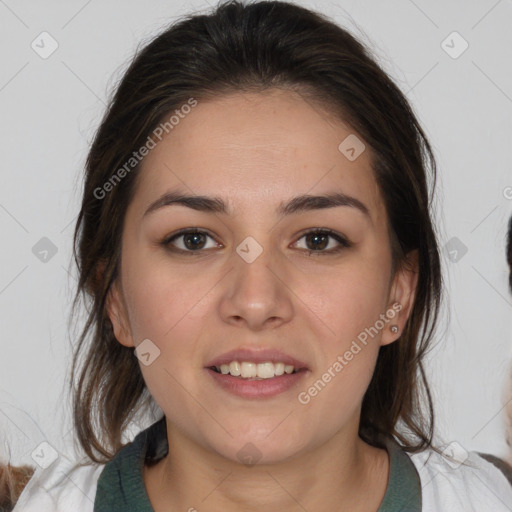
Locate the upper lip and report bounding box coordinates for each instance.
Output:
[205,348,308,370]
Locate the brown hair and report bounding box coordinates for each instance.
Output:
[71,0,442,463]
[0,464,34,511]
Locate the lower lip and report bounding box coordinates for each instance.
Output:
[205,368,308,398]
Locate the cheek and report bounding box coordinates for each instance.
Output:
[318,348,379,429]
[122,259,213,417]
[293,252,391,411]
[121,254,215,342]
[298,259,391,342]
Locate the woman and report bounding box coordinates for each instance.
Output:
[13,1,512,510]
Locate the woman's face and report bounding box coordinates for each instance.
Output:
[107,88,417,464]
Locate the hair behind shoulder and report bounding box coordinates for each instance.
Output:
[0,464,34,511]
[71,0,443,462]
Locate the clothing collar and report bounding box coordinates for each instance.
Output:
[94,417,421,511]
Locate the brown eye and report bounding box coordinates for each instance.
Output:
[163,229,220,253]
[182,232,207,250]
[294,229,351,254]
[304,232,329,250]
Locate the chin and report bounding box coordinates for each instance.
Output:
[210,430,308,467]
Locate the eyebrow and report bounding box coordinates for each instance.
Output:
[143,190,370,219]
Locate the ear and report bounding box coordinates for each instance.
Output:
[380,249,419,346]
[106,277,135,348]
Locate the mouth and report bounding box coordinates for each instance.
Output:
[208,361,302,380]
[204,349,309,398]
[204,348,308,378]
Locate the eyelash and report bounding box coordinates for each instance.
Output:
[161,228,352,256]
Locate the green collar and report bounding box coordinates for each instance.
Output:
[94,418,421,511]
[377,435,422,511]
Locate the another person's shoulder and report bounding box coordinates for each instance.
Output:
[12,455,104,512]
[408,443,512,511]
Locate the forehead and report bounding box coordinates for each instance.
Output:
[129,89,384,222]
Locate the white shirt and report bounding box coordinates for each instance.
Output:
[13,446,512,511]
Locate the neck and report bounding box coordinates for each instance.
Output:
[144,420,390,512]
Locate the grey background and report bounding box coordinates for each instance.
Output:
[1,0,511,469]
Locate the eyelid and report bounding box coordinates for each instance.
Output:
[292,228,352,252]
[162,227,351,255]
[163,228,222,253]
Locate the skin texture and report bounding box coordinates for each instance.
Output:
[106,88,418,511]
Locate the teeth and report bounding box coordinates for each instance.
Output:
[274,362,285,376]
[229,361,241,376]
[241,362,257,378]
[216,361,297,379]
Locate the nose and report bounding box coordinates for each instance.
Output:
[217,238,294,331]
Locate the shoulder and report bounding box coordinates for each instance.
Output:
[407,444,512,511]
[12,455,104,512]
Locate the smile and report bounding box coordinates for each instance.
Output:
[211,361,298,379]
